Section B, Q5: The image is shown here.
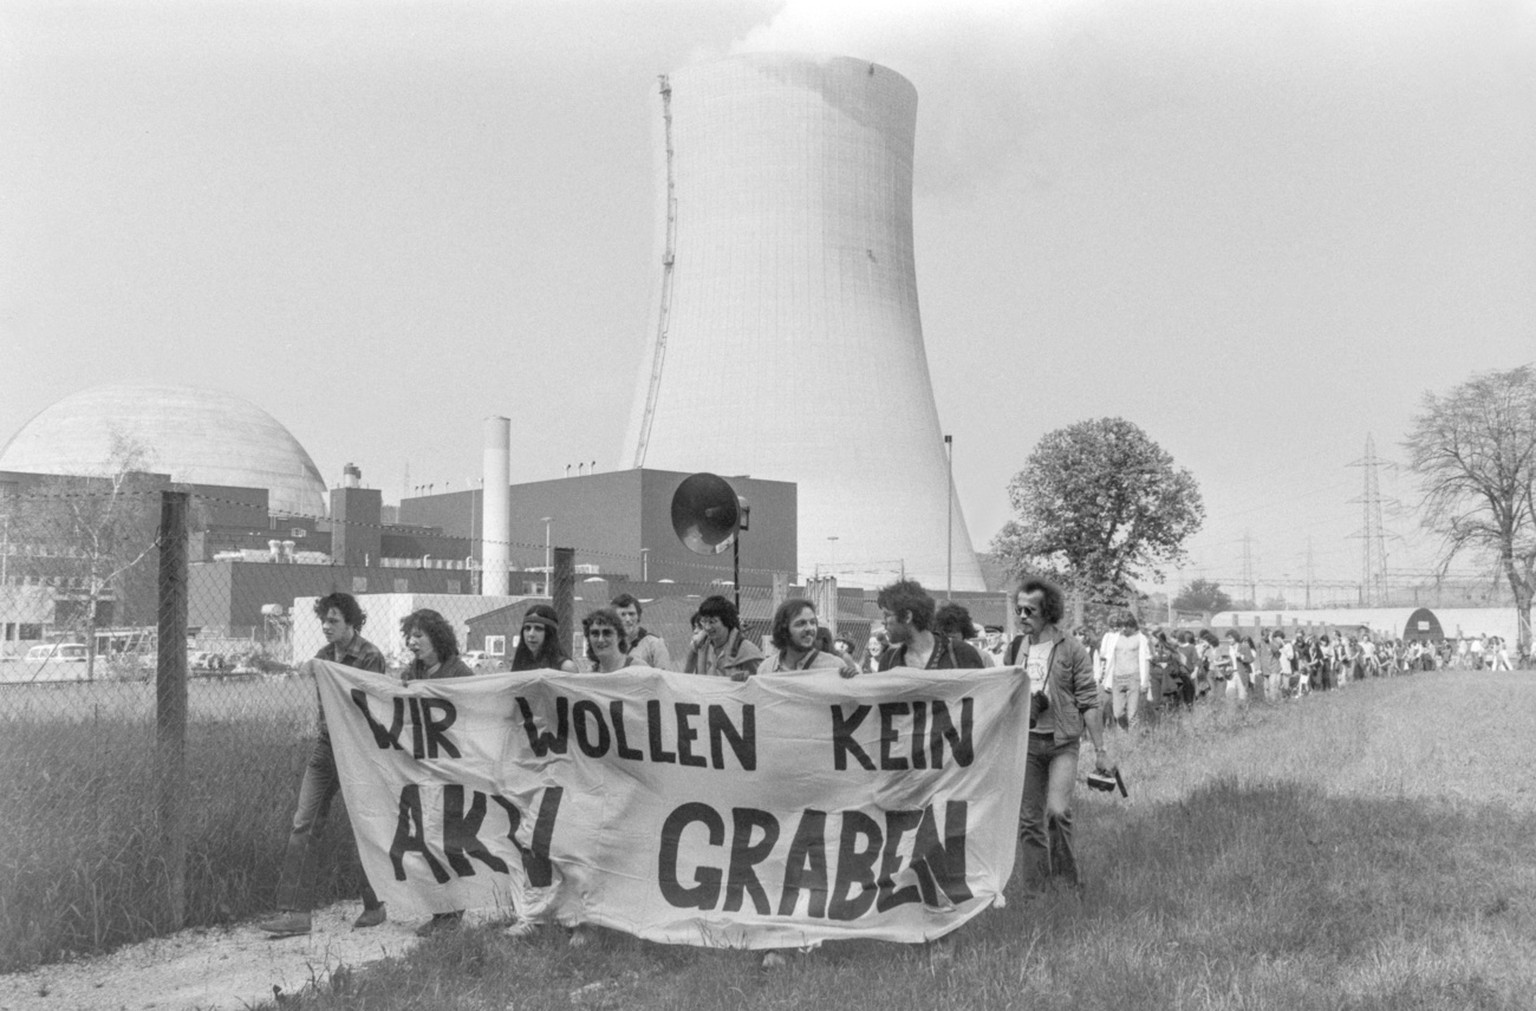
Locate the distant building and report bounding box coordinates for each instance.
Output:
[401,468,798,591]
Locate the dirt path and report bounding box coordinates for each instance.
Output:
[0,904,421,1011]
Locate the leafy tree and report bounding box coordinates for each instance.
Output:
[992,417,1205,611]
[1404,365,1536,653]
[1173,578,1232,614]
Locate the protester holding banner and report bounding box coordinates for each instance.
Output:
[510,604,577,673]
[257,592,389,939]
[1006,577,1109,897]
[310,641,1032,957]
[583,607,638,673]
[758,598,859,677]
[398,608,476,936]
[681,594,763,680]
[401,609,476,682]
[876,579,985,671]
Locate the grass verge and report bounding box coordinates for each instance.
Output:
[264,672,1536,1010]
[0,677,368,971]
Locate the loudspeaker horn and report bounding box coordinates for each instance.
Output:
[671,472,747,555]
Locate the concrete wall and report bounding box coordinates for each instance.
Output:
[189,560,480,631]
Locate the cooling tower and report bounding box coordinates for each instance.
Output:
[624,53,986,592]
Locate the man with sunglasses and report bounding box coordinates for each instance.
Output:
[1004,577,1110,897]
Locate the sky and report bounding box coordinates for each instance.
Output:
[2,0,1533,598]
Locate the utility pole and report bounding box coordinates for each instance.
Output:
[1348,433,1394,606]
[1240,530,1257,607]
[1304,537,1315,609]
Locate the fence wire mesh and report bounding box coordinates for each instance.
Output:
[4,486,1011,969]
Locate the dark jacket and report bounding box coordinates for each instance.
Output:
[403,656,476,682]
[314,634,387,732]
[1006,625,1099,746]
[878,637,985,671]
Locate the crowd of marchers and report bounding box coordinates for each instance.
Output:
[1006,618,1519,727]
[252,578,1513,969]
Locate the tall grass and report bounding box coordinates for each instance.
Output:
[271,671,1536,1010]
[0,677,369,971]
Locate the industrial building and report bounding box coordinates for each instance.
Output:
[400,463,798,589]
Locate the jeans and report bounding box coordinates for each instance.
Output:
[1018,736,1081,891]
[1110,675,1142,729]
[275,730,380,912]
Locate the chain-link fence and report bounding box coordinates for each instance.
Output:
[0,485,1007,970]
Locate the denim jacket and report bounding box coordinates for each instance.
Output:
[1006,625,1100,745]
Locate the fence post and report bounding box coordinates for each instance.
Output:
[156,491,188,928]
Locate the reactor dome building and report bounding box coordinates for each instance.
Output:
[0,383,328,517]
[624,53,986,591]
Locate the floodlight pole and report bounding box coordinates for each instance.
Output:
[945,434,953,599]
[541,517,553,595]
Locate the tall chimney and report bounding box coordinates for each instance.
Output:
[482,416,511,596]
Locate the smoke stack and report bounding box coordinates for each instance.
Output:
[623,54,985,590]
[482,416,511,596]
[342,463,362,489]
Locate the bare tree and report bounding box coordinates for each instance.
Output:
[8,433,162,678]
[1404,365,1536,654]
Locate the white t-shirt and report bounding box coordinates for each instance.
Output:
[1026,640,1052,695]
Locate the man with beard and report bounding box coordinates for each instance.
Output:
[1008,577,1110,896]
[875,579,984,671]
[758,598,859,677]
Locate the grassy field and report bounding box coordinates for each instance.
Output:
[0,674,367,971]
[265,671,1536,1011]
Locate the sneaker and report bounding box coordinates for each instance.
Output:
[257,910,311,937]
[761,950,789,970]
[352,904,387,929]
[414,911,464,938]
[504,918,537,939]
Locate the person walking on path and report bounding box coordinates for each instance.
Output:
[258,593,389,939]
[1097,613,1151,729]
[1009,576,1110,896]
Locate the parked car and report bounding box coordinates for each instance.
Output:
[461,650,504,673]
[26,643,89,664]
[7,643,92,684]
[189,650,227,671]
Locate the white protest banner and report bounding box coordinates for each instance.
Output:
[311,659,1029,948]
